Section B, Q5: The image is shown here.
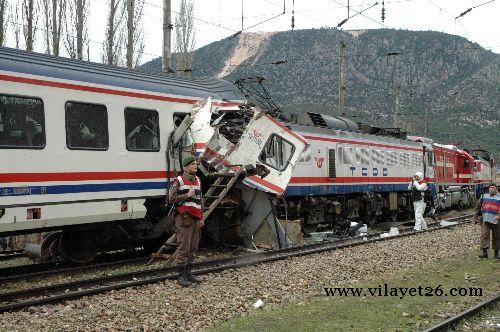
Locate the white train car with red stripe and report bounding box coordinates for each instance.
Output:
[469,148,495,193]
[0,48,307,261]
[275,112,490,232]
[278,113,426,231]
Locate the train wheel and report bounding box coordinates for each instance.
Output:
[40,232,62,262]
[59,230,98,264]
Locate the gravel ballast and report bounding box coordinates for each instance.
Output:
[0,223,487,331]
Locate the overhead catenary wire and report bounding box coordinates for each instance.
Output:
[455,0,497,19]
[7,0,498,73]
[337,2,379,28]
[331,0,389,28]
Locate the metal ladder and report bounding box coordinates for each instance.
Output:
[203,165,245,222]
[147,165,244,265]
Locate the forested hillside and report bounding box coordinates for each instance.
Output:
[141,28,500,159]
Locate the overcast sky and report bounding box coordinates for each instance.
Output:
[11,0,499,64]
[131,0,499,64]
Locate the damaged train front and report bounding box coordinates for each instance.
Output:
[178,98,308,249]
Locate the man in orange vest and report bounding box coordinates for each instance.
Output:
[168,155,204,287]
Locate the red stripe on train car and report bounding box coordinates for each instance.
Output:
[0,73,241,106]
[264,115,308,145]
[289,176,412,184]
[0,171,177,183]
[302,135,422,152]
[246,175,285,194]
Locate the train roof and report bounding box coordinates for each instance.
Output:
[287,122,423,148]
[0,47,245,102]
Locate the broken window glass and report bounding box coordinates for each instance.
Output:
[298,145,312,163]
[125,108,160,152]
[259,134,295,171]
[66,102,108,150]
[0,94,45,149]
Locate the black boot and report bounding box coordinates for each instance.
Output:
[495,250,499,259]
[478,249,488,259]
[186,265,202,284]
[176,265,191,287]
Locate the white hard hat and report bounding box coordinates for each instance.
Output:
[414,172,423,179]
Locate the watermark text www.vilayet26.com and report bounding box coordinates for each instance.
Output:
[324,284,483,300]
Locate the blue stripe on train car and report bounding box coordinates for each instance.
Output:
[0,181,168,197]
[284,183,410,196]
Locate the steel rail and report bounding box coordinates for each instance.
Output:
[0,214,462,279]
[0,257,148,283]
[424,292,500,332]
[0,214,473,314]
[0,250,24,261]
[0,250,149,280]
[0,262,58,278]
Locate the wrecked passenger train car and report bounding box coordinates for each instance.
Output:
[0,48,306,262]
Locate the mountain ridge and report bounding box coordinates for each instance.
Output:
[140,28,500,159]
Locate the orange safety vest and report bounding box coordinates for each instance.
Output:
[176,175,202,220]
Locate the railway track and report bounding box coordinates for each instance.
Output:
[0,249,151,281]
[0,214,473,314]
[0,219,435,282]
[0,257,149,283]
[0,250,24,261]
[424,292,500,332]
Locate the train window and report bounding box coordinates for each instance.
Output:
[65,101,108,150]
[0,95,45,149]
[350,147,359,164]
[387,151,397,166]
[359,148,370,165]
[372,150,382,165]
[414,154,421,167]
[337,146,344,164]
[125,108,160,152]
[380,151,386,165]
[259,134,295,171]
[400,152,409,167]
[341,147,354,164]
[298,145,312,163]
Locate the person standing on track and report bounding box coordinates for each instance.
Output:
[408,171,428,231]
[168,155,204,287]
[475,183,500,259]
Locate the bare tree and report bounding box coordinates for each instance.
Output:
[42,0,49,52]
[102,0,126,66]
[174,0,196,78]
[0,0,7,46]
[65,0,89,60]
[22,0,39,51]
[162,0,172,72]
[42,0,66,55]
[125,0,144,68]
[9,1,22,48]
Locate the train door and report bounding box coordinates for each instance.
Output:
[227,113,307,195]
[423,146,434,180]
[328,148,336,178]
